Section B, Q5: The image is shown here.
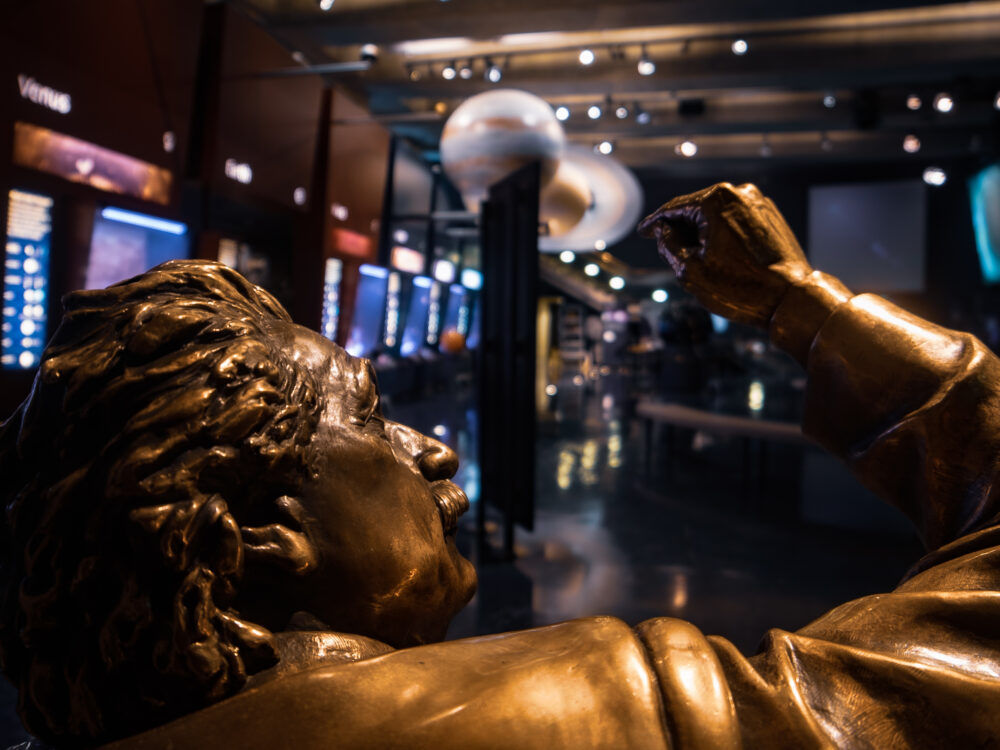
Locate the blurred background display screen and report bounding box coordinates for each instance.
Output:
[808,179,927,293]
[970,163,1000,283]
[85,207,188,289]
[3,189,52,370]
[443,284,469,334]
[345,264,389,357]
[400,275,432,356]
[321,258,343,341]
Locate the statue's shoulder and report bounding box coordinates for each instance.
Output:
[104,617,670,750]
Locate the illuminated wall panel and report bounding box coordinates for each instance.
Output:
[3,190,52,370]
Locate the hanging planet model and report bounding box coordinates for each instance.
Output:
[440,89,565,211]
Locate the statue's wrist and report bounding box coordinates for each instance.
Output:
[769,270,852,366]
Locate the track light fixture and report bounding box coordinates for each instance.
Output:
[637,46,655,76]
[485,59,502,83]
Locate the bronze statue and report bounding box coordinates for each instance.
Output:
[3,183,1000,749]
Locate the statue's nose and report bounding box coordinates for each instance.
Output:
[388,422,459,481]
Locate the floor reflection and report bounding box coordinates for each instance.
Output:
[421,381,922,655]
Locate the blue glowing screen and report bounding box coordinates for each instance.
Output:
[345,264,389,357]
[3,189,52,370]
[970,164,1000,284]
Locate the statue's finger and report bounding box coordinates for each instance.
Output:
[638,185,723,236]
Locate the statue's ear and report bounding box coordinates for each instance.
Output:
[240,496,318,575]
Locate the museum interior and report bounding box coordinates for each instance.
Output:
[1,0,1000,745]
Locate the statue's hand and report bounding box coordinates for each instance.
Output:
[638,182,812,329]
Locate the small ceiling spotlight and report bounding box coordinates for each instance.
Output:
[823,92,837,109]
[584,263,600,277]
[318,0,334,10]
[933,92,954,113]
[434,101,449,115]
[923,166,947,186]
[676,140,698,157]
[637,46,656,76]
[820,133,833,152]
[407,65,422,81]
[615,104,629,119]
[162,131,176,153]
[441,61,457,80]
[609,276,625,290]
[906,94,922,111]
[587,104,602,119]
[559,250,575,264]
[594,239,607,251]
[555,105,570,121]
[651,289,669,303]
[759,135,773,158]
[596,140,614,155]
[485,59,502,83]
[579,48,595,65]
[458,60,474,79]
[994,91,1000,111]
[903,134,921,154]
[293,187,307,206]
[331,202,349,220]
[636,105,651,125]
[731,39,748,55]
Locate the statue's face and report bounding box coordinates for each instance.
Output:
[267,321,477,647]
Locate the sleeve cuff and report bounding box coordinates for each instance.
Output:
[769,271,852,366]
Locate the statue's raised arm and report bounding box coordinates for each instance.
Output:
[641,182,1000,550]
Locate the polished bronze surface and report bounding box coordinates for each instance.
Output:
[5,181,1000,748]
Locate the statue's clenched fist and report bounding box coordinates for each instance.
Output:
[638,183,813,329]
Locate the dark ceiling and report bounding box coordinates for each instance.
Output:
[233,0,1000,180]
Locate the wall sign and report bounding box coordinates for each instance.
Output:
[224,159,253,184]
[3,189,52,370]
[17,74,71,114]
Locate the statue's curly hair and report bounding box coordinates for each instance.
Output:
[0,260,323,746]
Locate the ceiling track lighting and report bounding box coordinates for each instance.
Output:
[485,58,502,83]
[675,139,697,157]
[637,45,655,76]
[635,102,651,125]
[933,92,954,113]
[579,48,595,65]
[441,60,457,80]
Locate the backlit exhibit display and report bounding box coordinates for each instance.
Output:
[400,275,433,356]
[969,163,1000,283]
[85,207,189,289]
[443,284,469,335]
[345,264,389,357]
[2,189,52,370]
[13,122,173,205]
[321,258,343,342]
[383,271,402,350]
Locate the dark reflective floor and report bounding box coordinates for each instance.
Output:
[427,380,923,655]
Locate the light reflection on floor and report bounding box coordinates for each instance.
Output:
[398,378,924,655]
